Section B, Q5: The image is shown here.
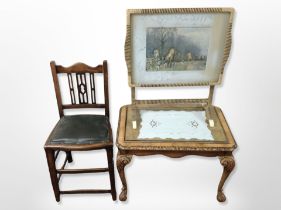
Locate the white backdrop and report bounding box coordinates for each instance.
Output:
[0,0,281,210]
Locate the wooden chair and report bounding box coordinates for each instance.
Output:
[44,60,116,202]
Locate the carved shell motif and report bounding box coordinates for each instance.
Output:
[220,156,235,172]
[117,155,132,171]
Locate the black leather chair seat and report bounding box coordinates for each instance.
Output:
[48,115,110,145]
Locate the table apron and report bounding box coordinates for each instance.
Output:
[118,149,232,158]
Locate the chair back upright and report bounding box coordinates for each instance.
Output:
[50,60,110,118]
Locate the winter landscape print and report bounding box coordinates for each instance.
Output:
[146,27,210,71]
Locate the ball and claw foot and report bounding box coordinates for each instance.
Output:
[119,187,127,201]
[217,191,226,202]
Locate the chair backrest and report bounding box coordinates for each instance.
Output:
[50,60,110,118]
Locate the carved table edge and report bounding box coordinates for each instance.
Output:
[116,143,236,152]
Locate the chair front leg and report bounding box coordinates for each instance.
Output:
[106,147,117,201]
[45,149,60,202]
[217,155,235,202]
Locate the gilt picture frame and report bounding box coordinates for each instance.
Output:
[125,8,234,87]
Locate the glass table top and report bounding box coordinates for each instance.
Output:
[125,106,227,142]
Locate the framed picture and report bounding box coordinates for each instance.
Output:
[125,8,234,87]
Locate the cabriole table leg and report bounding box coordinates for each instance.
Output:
[217,155,235,202]
[117,152,132,201]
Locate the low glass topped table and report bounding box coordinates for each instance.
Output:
[116,104,236,202]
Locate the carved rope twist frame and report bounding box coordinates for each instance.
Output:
[125,8,234,87]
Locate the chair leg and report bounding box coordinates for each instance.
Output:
[106,147,116,201]
[66,151,73,163]
[45,149,60,202]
